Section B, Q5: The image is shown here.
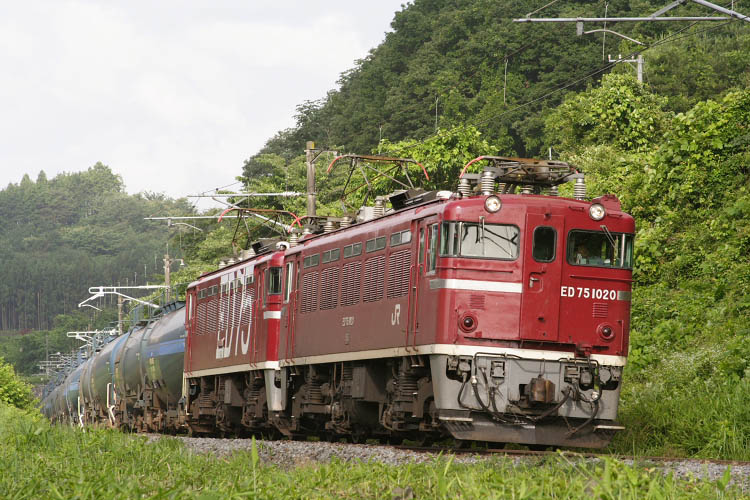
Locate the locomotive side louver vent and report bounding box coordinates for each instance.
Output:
[232,284,242,332]
[593,303,608,318]
[341,261,362,306]
[301,272,319,313]
[241,287,254,333]
[209,297,218,334]
[469,295,485,309]
[387,250,411,298]
[220,292,229,332]
[197,301,207,335]
[363,256,385,303]
[320,267,340,310]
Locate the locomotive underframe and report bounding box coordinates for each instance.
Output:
[182,352,622,447]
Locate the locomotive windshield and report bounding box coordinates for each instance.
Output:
[567,230,634,269]
[440,221,520,260]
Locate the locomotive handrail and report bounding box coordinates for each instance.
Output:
[405,264,416,349]
[412,264,421,350]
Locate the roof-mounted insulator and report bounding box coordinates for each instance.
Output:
[548,185,559,196]
[521,185,534,195]
[240,248,255,260]
[574,178,587,200]
[458,178,472,198]
[374,197,386,218]
[480,171,495,195]
[324,220,336,233]
[302,226,313,236]
[339,216,353,228]
[289,232,300,247]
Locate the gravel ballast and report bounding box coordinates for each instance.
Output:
[145,435,750,490]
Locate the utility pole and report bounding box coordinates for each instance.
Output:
[163,253,173,302]
[609,54,644,82]
[304,142,340,221]
[305,141,317,218]
[117,295,124,336]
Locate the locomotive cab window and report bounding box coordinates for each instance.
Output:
[283,262,294,303]
[427,224,438,272]
[440,221,519,260]
[532,226,557,262]
[266,267,282,295]
[419,228,425,265]
[567,230,634,268]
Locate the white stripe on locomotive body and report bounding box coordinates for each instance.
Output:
[185,361,281,378]
[185,344,626,379]
[263,311,281,319]
[429,278,523,293]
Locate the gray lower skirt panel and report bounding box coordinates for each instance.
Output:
[442,414,620,448]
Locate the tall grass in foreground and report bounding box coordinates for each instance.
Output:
[0,404,741,499]
[613,342,750,460]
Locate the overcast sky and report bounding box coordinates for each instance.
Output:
[0,1,405,209]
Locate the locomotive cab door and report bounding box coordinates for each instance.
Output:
[280,253,300,359]
[520,213,564,342]
[407,217,440,348]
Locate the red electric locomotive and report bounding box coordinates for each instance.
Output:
[182,156,634,448]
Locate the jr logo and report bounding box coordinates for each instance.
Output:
[391,304,401,326]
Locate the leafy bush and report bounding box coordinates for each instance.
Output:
[0,357,36,410]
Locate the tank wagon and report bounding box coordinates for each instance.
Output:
[42,302,186,433]
[181,157,634,448]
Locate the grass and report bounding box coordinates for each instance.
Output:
[612,341,750,461]
[0,404,743,499]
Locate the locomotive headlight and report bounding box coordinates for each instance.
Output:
[484,195,502,213]
[589,203,606,221]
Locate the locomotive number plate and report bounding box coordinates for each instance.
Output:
[560,286,618,300]
[341,316,355,327]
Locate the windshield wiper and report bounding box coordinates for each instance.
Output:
[600,224,617,249]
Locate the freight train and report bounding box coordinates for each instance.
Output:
[42,156,634,448]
